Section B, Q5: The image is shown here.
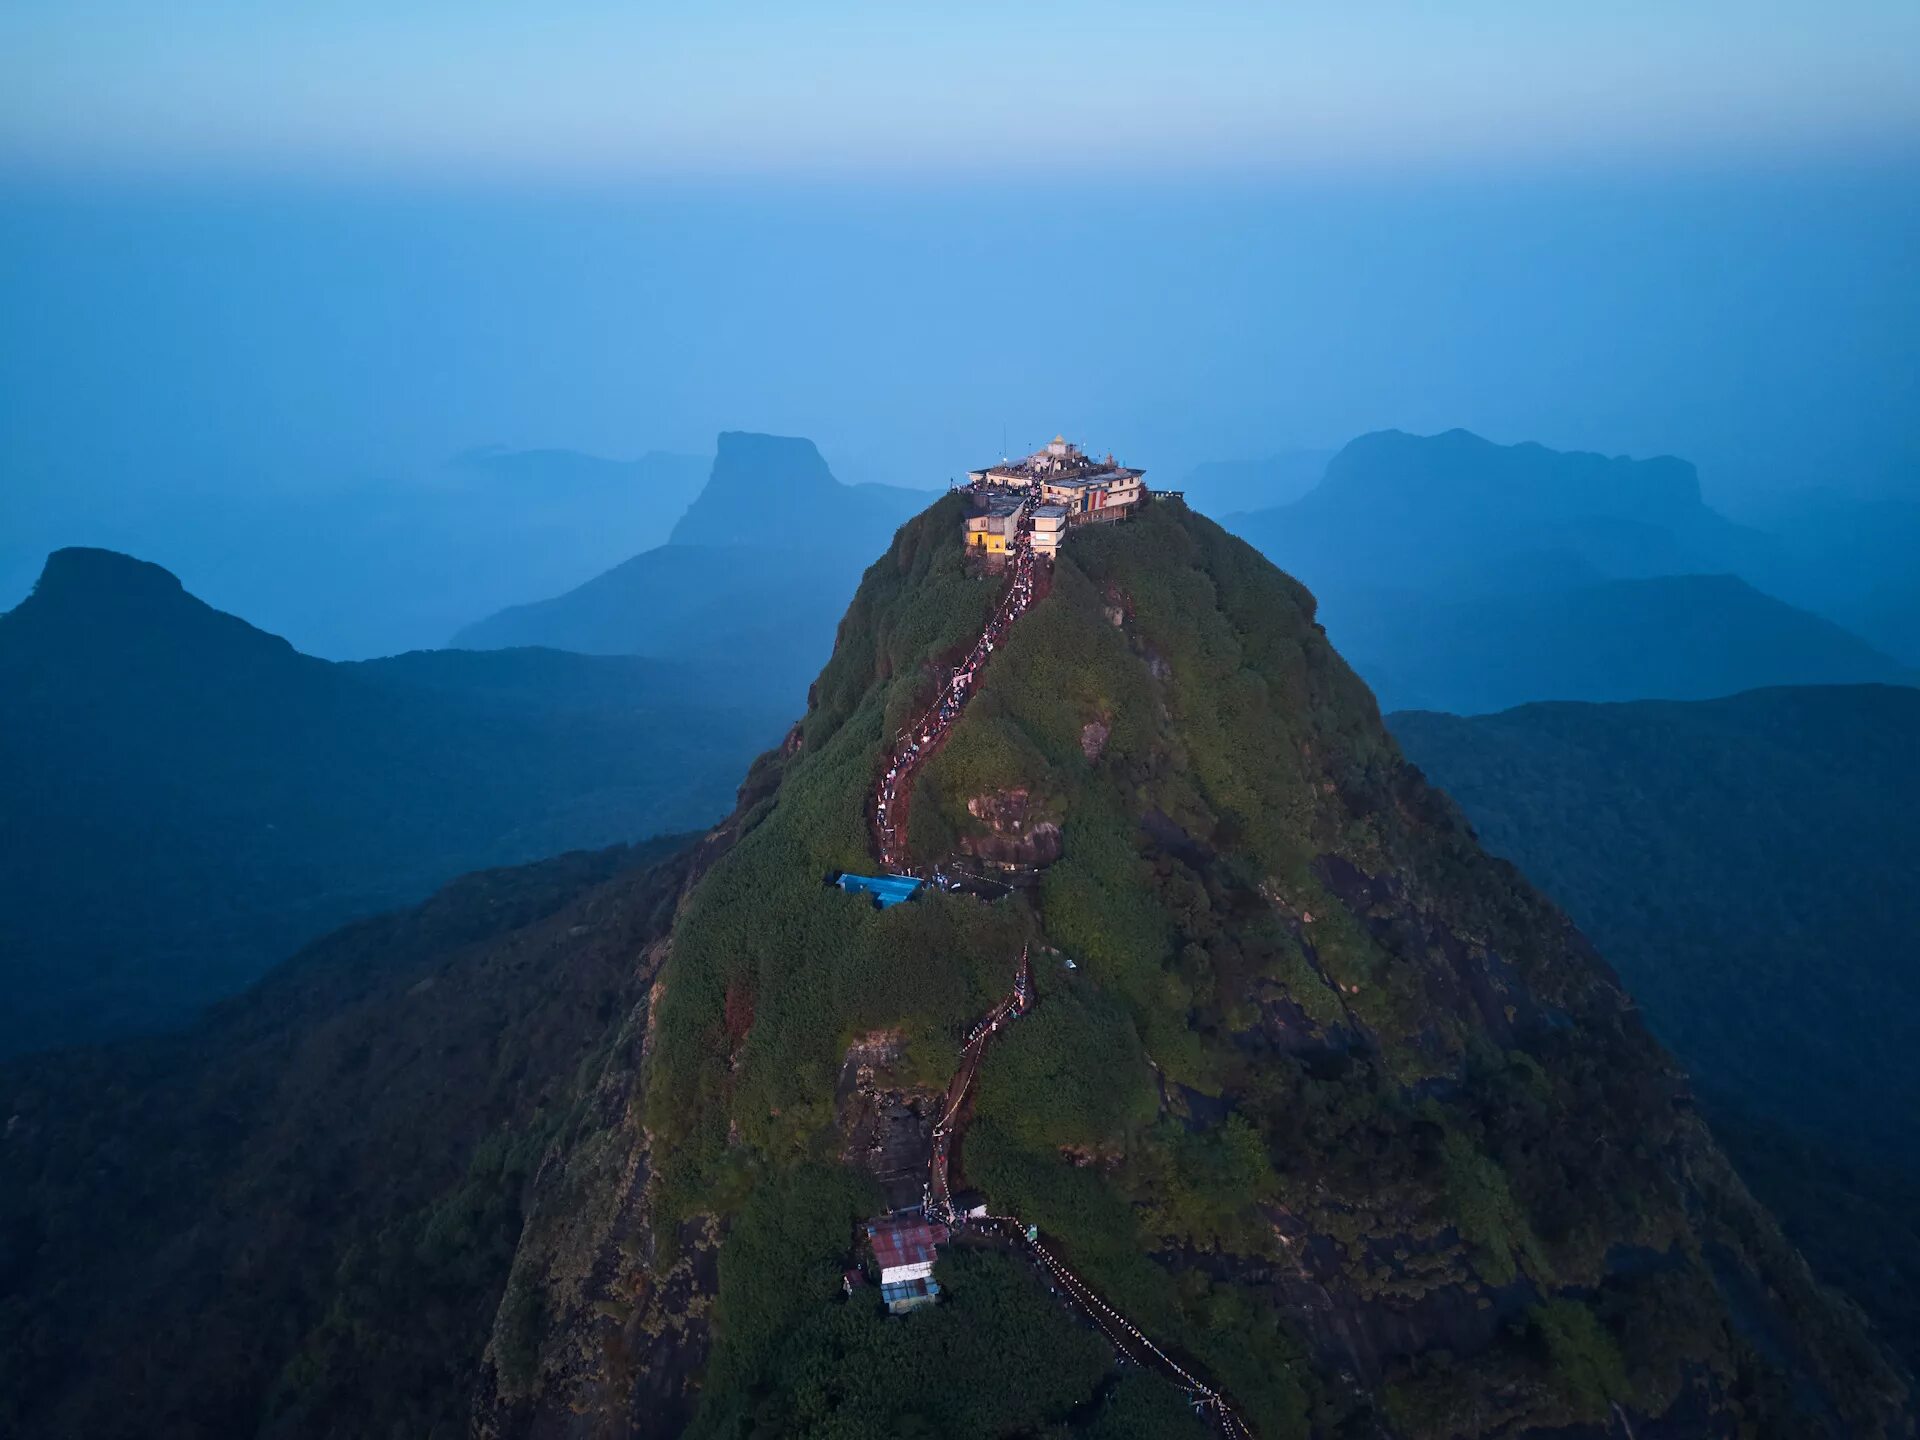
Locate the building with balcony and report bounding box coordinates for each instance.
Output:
[966,436,1147,541]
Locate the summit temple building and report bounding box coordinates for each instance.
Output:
[962,436,1148,557]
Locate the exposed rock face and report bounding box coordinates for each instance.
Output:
[835,1032,937,1212]
[961,788,1064,867]
[473,1125,721,1440]
[1079,719,1110,761]
[467,752,797,1439]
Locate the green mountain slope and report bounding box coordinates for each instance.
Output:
[493,498,1909,1437]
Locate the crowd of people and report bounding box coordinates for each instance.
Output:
[873,527,1038,870]
[926,947,1031,1222]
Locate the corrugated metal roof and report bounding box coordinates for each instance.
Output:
[868,1218,949,1272]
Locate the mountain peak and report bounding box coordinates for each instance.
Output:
[32,545,189,604]
[4,546,298,669]
[573,497,1909,1437]
[668,432,839,547]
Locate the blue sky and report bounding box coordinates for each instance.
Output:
[1,5,1916,654]
[5,2,1918,179]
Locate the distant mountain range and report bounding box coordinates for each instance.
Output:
[1,446,713,660]
[1733,489,1920,666]
[0,547,787,1057]
[1231,428,1776,592]
[454,432,937,712]
[1218,428,1913,712]
[1392,683,1920,1365]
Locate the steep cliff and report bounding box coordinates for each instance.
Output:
[487,496,1911,1437]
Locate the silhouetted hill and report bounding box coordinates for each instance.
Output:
[1207,429,1911,712]
[455,432,936,712]
[1735,490,1920,666]
[668,430,931,552]
[1337,572,1911,714]
[0,548,786,1056]
[5,447,714,660]
[1232,428,1776,597]
[1392,684,1920,1365]
[452,544,859,707]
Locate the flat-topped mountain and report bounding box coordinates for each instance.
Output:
[0,547,784,1055]
[669,430,931,551]
[454,431,936,712]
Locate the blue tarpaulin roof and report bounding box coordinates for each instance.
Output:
[835,873,924,908]
[881,1278,940,1304]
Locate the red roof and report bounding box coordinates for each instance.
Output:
[868,1218,949,1272]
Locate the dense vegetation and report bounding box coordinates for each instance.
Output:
[0,546,784,1055]
[1393,684,1920,1367]
[621,498,1908,1436]
[0,835,694,1438]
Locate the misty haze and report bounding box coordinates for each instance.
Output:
[2,6,1917,1439]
